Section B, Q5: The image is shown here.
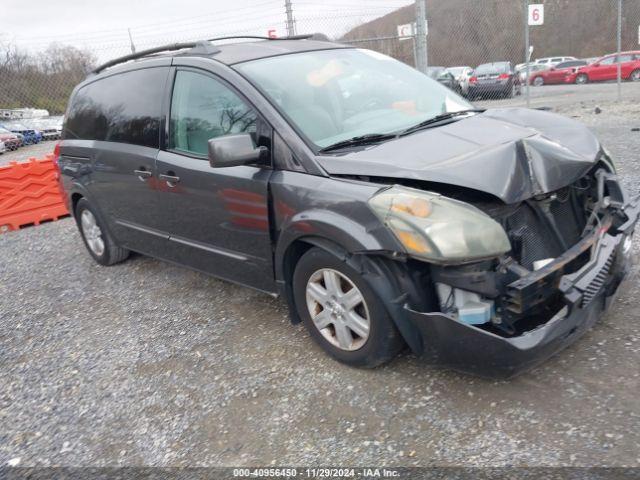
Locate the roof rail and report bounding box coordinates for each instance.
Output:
[92,42,200,74]
[91,33,324,74]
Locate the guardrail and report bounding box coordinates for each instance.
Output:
[0,156,69,233]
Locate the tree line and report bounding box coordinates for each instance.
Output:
[342,0,640,68]
[0,42,96,115]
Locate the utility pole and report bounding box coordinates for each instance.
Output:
[285,0,296,37]
[414,0,428,73]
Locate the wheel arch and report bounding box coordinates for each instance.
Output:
[278,234,431,354]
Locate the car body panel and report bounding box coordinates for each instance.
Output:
[316,108,599,204]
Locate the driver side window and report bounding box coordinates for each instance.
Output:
[169,70,257,156]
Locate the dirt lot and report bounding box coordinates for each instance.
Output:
[1,85,640,468]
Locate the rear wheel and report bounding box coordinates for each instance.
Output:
[75,198,129,266]
[506,84,515,98]
[576,73,588,84]
[630,69,640,82]
[533,76,544,86]
[292,247,404,368]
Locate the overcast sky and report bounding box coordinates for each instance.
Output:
[3,0,411,60]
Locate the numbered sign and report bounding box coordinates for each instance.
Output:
[397,23,414,40]
[528,4,544,26]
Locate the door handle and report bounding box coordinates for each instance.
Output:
[159,173,180,187]
[134,169,152,181]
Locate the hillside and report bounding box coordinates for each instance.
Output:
[341,0,640,67]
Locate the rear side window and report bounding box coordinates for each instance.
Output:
[169,70,257,156]
[65,67,167,148]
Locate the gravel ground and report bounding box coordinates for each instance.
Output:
[1,88,640,468]
[0,141,56,167]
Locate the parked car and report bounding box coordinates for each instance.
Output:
[517,63,549,84]
[534,56,577,67]
[425,66,460,93]
[529,60,587,86]
[24,117,63,140]
[566,51,640,84]
[446,66,473,95]
[57,37,638,377]
[0,127,23,150]
[468,62,521,99]
[0,122,41,144]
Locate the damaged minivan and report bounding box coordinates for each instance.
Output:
[58,36,639,377]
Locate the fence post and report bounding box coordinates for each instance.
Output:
[414,0,428,73]
[617,0,622,101]
[524,0,531,107]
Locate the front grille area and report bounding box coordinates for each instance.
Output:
[477,184,589,270]
[504,203,564,269]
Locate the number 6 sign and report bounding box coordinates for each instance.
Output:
[528,4,544,26]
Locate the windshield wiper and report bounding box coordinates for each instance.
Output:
[318,133,398,153]
[400,109,484,136]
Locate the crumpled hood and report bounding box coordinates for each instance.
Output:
[317,108,601,204]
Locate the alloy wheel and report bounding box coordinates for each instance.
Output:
[305,268,370,351]
[81,209,105,256]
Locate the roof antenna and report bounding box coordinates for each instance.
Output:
[128,28,136,54]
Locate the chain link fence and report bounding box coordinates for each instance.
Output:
[1,0,639,123]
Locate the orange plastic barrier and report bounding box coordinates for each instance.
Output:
[0,155,69,233]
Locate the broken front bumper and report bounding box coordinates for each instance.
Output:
[406,196,638,378]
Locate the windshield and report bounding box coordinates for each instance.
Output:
[237,48,471,149]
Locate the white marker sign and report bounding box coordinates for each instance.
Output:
[397,23,414,40]
[528,4,544,26]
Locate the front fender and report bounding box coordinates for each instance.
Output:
[274,208,401,282]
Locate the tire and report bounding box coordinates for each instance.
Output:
[630,69,640,82]
[533,76,544,86]
[292,247,404,368]
[75,198,129,266]
[506,84,515,98]
[576,73,588,85]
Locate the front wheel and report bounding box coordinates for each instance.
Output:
[75,198,130,266]
[630,69,640,82]
[533,76,544,86]
[575,73,588,84]
[292,247,404,368]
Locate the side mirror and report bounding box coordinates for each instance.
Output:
[208,133,268,168]
[593,63,600,67]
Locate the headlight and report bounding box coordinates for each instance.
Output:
[369,186,511,263]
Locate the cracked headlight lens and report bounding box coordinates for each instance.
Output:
[369,186,511,263]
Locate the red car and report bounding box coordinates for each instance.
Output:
[529,60,587,86]
[0,128,22,150]
[564,51,640,84]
